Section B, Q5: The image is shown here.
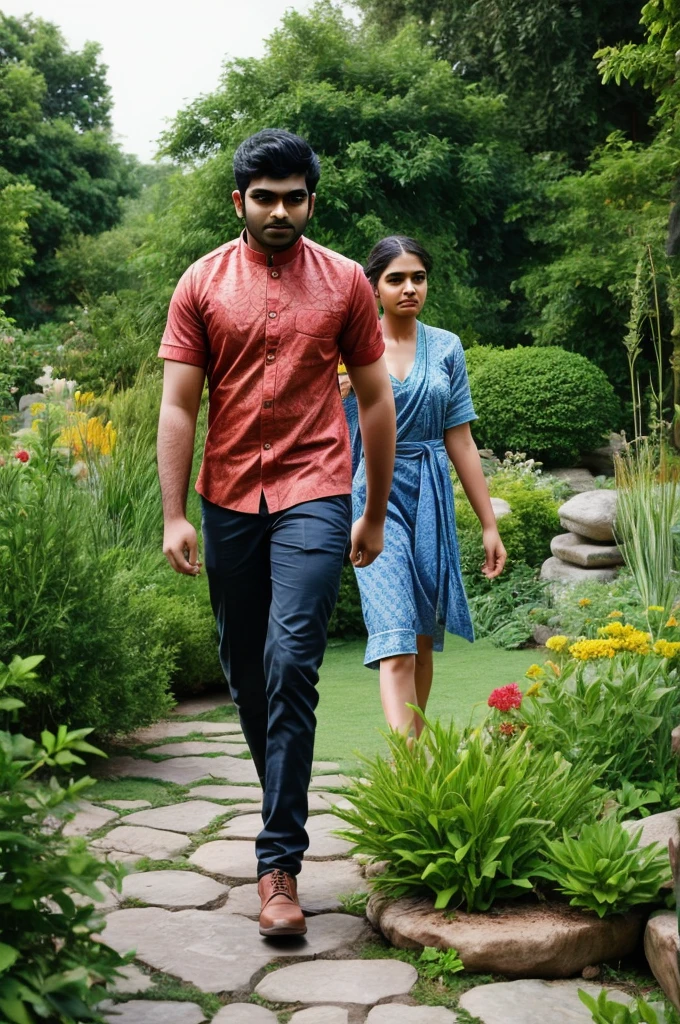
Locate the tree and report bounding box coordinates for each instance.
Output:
[354,0,653,161]
[0,14,138,323]
[155,1,531,346]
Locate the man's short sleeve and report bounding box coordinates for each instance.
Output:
[444,337,478,430]
[158,266,209,368]
[338,265,385,367]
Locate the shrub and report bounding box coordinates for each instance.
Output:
[579,989,680,1023]
[466,563,549,649]
[0,451,174,735]
[328,563,366,639]
[335,718,604,911]
[468,346,620,465]
[538,818,668,917]
[515,647,680,801]
[0,655,126,1023]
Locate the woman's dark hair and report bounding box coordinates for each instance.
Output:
[364,235,433,287]
[233,129,321,196]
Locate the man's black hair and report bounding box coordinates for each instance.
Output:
[233,129,321,196]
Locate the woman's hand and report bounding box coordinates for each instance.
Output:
[482,526,507,579]
[338,373,352,400]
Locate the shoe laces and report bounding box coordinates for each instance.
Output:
[270,869,293,898]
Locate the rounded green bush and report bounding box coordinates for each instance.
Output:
[467,345,620,465]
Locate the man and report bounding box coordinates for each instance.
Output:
[157,129,396,937]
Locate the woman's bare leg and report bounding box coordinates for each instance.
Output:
[414,635,434,737]
[379,653,417,734]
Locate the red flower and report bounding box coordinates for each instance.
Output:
[499,721,516,736]
[487,683,523,711]
[14,449,29,463]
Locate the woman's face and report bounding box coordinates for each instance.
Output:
[375,252,428,319]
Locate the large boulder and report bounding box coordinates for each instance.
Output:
[367,895,644,979]
[644,911,680,1012]
[580,433,625,477]
[558,490,617,542]
[550,468,597,494]
[540,556,618,584]
[550,533,623,568]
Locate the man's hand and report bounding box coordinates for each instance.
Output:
[481,526,507,579]
[163,517,201,576]
[350,514,384,568]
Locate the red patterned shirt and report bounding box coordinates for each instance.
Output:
[159,232,384,513]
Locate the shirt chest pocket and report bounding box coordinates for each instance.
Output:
[295,308,343,341]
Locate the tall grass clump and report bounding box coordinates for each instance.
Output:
[335,718,604,912]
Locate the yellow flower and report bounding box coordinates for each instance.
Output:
[29,401,46,415]
[607,610,623,618]
[74,390,96,408]
[525,664,545,680]
[595,621,651,655]
[525,681,543,698]
[57,413,116,456]
[569,639,618,660]
[654,640,680,659]
[578,598,591,607]
[545,635,568,653]
[648,606,665,613]
[666,616,678,628]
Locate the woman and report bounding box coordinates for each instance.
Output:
[343,236,506,737]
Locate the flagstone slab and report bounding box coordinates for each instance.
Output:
[458,980,634,1023]
[367,1008,458,1023]
[121,870,228,908]
[100,999,206,1023]
[309,775,351,790]
[291,1009,349,1023]
[102,908,365,993]
[116,721,244,744]
[145,741,249,757]
[99,755,260,785]
[220,858,369,916]
[91,825,190,860]
[109,963,154,995]
[220,812,353,858]
[170,694,232,716]
[255,959,418,1004]
[187,784,262,801]
[189,839,258,880]
[63,800,119,837]
[212,1007,277,1023]
[122,800,229,834]
[312,761,340,772]
[103,800,152,810]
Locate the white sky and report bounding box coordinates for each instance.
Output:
[1,0,329,161]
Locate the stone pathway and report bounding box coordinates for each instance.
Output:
[81,698,663,1023]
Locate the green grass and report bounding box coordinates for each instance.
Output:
[314,637,542,769]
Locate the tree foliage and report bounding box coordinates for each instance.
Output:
[0,15,139,323]
[353,0,653,161]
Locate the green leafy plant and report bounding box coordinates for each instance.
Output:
[416,946,464,983]
[338,891,369,916]
[0,654,127,1024]
[579,987,679,1023]
[518,654,680,797]
[334,717,604,911]
[538,817,668,917]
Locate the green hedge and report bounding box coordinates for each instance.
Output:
[467,345,620,465]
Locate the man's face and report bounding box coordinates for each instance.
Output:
[232,174,315,254]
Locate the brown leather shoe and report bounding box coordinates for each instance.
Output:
[258,869,307,937]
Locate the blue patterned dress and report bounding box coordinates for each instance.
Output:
[344,321,476,669]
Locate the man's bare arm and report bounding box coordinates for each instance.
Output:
[346,356,396,567]
[157,360,206,575]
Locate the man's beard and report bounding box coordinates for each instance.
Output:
[243,205,310,251]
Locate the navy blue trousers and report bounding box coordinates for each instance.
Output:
[201,493,351,877]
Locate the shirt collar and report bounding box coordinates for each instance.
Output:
[239,230,305,266]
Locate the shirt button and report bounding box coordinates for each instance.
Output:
[266,353,275,363]
[263,400,273,408]
[263,442,272,450]
[268,311,277,319]
[271,271,279,278]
